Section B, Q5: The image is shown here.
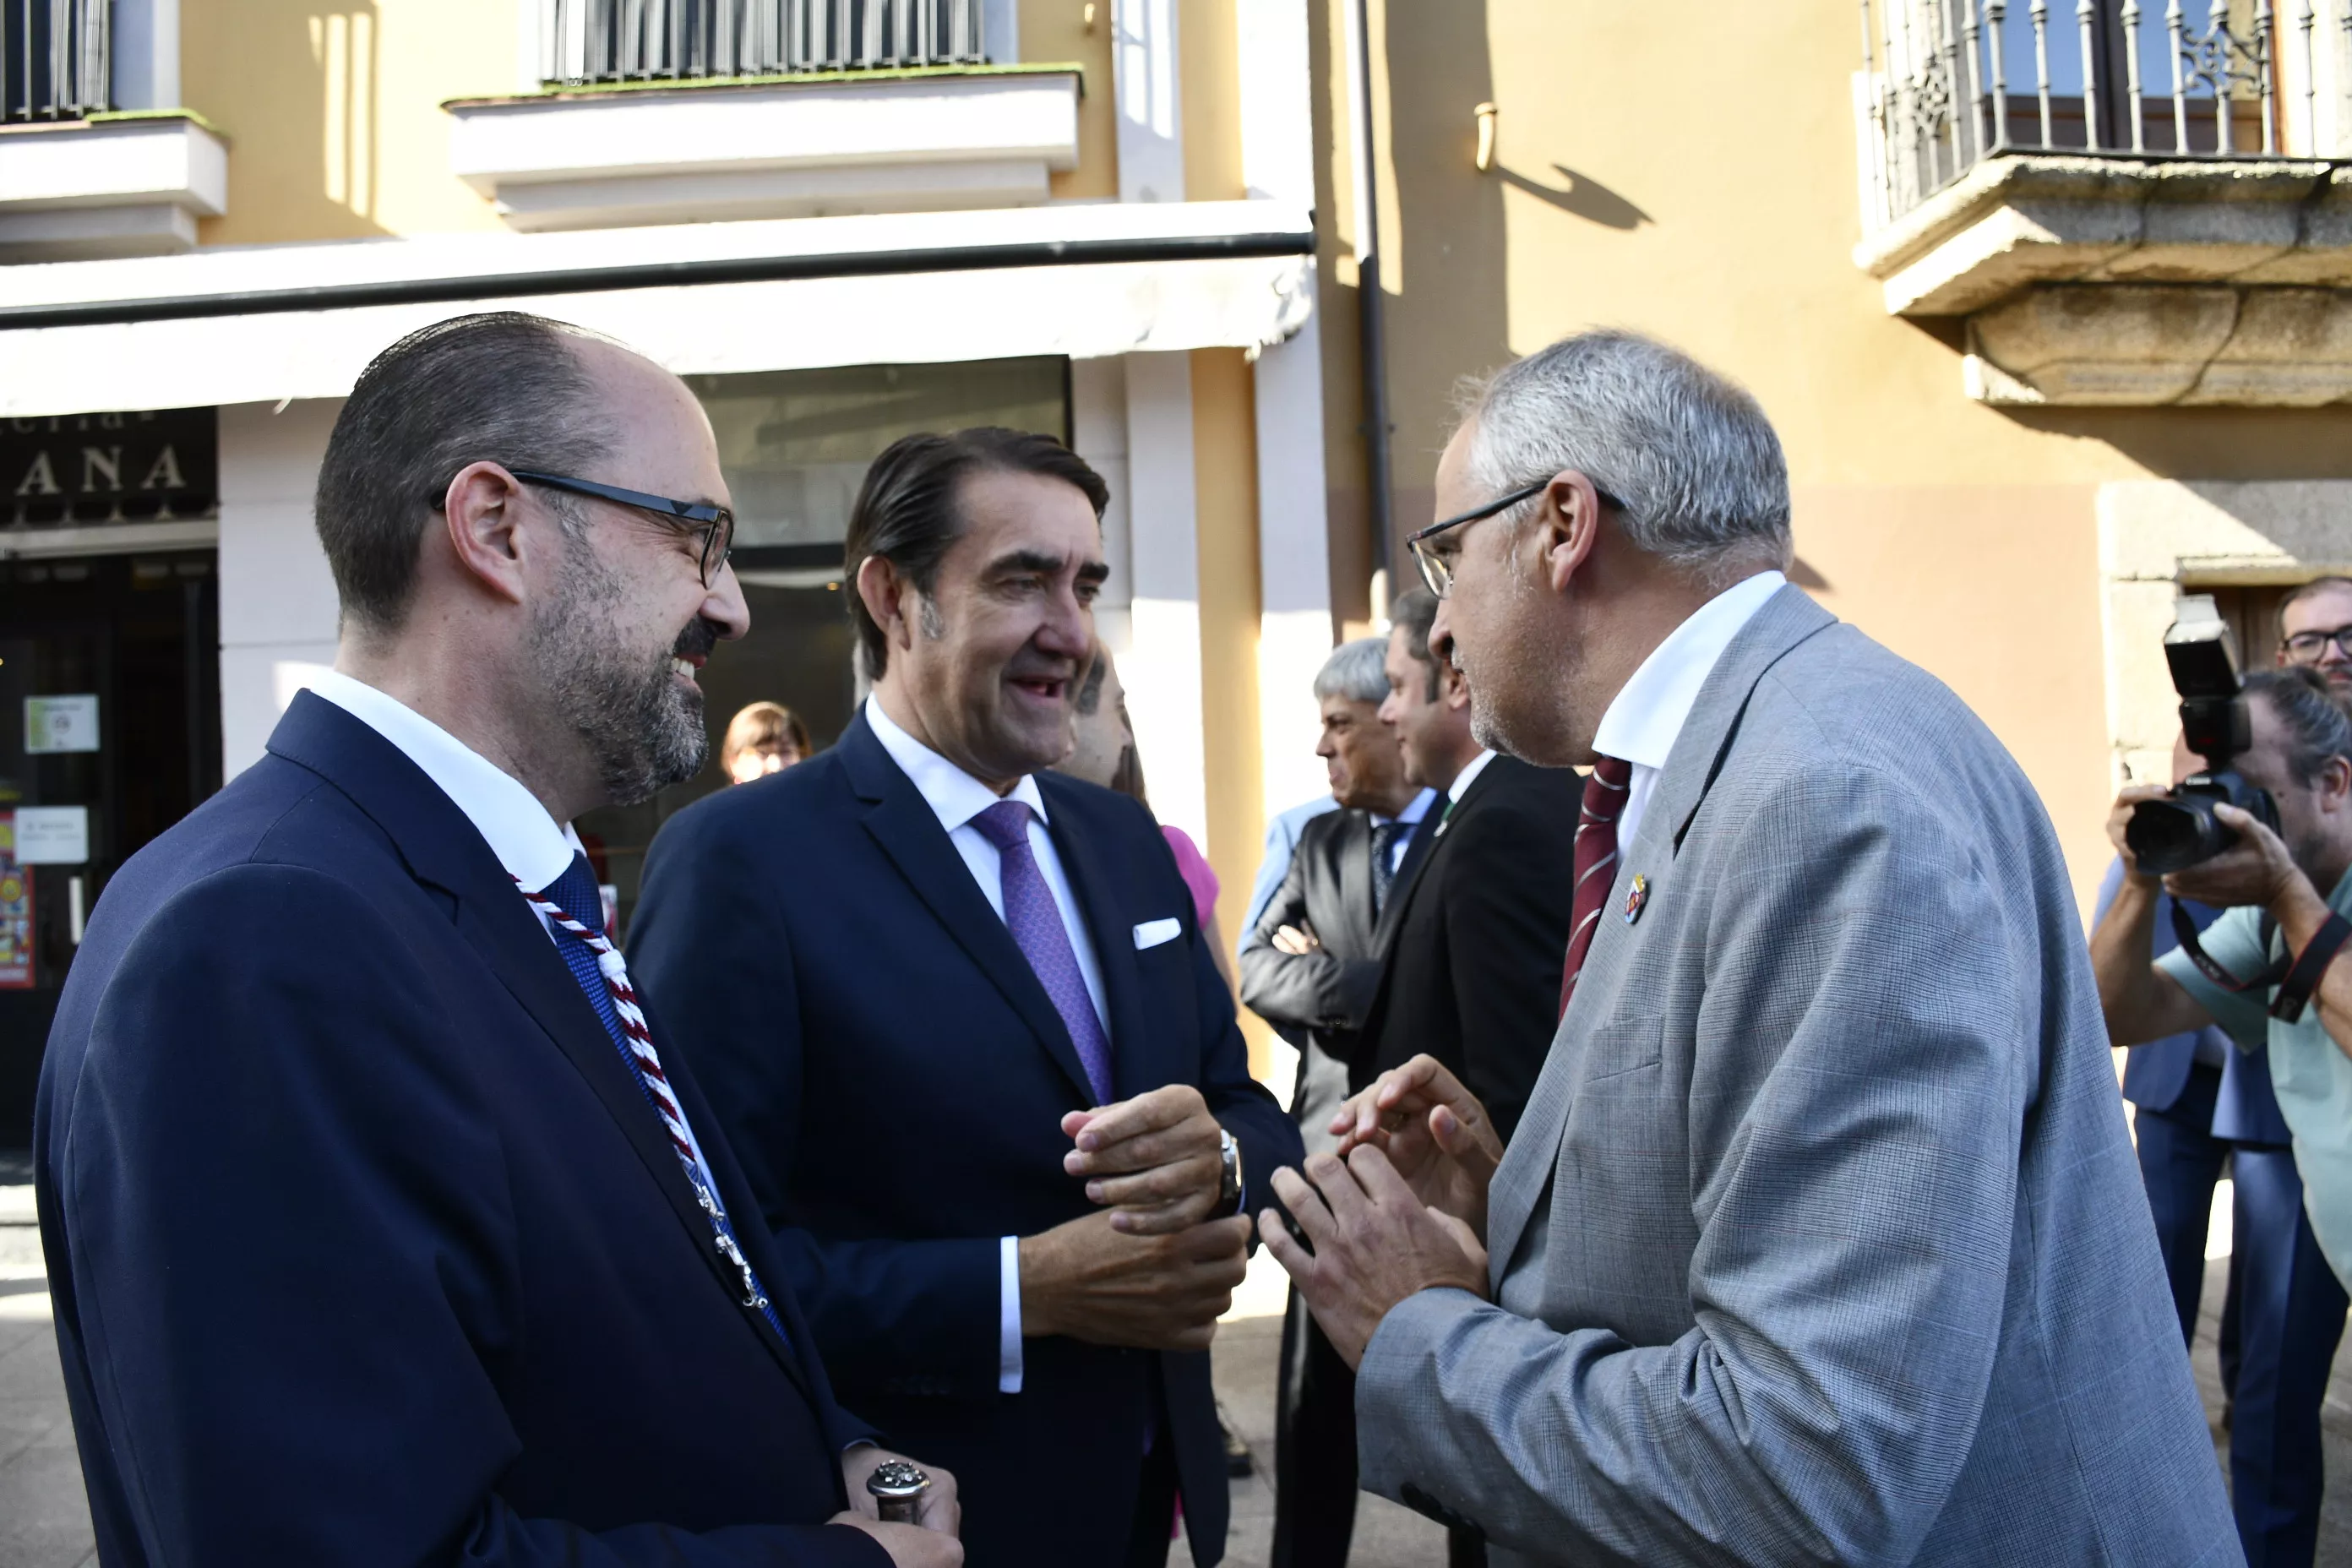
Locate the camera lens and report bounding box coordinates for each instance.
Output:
[2125,795,2238,875]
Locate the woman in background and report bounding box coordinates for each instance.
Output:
[720,700,812,785]
[1054,643,1235,992]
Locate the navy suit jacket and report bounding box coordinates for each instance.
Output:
[629,710,1305,1567]
[2093,856,2292,1146]
[34,693,885,1568]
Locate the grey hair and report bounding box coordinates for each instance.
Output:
[1313,637,1391,705]
[1457,328,1791,581]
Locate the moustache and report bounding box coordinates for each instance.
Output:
[672,618,721,662]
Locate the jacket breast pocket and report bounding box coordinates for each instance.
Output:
[1574,1013,1665,1084]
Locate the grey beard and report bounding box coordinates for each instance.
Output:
[530,540,709,808]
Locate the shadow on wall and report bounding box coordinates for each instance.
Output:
[1496,164,1652,231]
[1894,319,2352,483]
[188,0,389,242]
[1377,0,1516,579]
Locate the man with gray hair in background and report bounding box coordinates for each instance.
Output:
[1260,328,2237,1563]
[1241,636,1428,1568]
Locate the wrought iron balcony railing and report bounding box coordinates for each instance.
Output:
[1858,0,2348,229]
[3,0,110,124]
[542,0,987,86]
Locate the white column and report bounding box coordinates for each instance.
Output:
[111,0,180,110]
[1070,356,1133,655]
[1120,351,1207,845]
[1238,0,1332,819]
[216,400,343,777]
[1251,310,1333,819]
[1113,0,1184,203]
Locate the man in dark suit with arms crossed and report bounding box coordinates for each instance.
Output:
[1239,635,1429,1568]
[630,428,1304,1567]
[35,313,957,1567]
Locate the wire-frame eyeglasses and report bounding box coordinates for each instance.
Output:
[508,470,736,588]
[1404,478,1625,598]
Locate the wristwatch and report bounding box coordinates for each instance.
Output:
[1209,1127,1244,1219]
[865,1458,930,1524]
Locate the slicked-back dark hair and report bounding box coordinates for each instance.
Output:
[846,427,1110,676]
[315,312,616,635]
[2246,667,2352,786]
[1388,587,1443,700]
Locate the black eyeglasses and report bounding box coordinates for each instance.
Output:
[508,470,736,588]
[2284,623,2352,663]
[1404,478,1625,598]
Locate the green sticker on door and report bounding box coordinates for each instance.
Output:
[25,694,98,754]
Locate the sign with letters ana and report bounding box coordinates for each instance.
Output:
[3,406,217,527]
[14,805,89,866]
[25,694,98,754]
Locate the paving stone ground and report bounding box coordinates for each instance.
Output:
[4,1185,2348,1568]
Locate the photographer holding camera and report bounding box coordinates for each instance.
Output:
[2107,649,2352,1250]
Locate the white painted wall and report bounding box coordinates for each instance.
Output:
[216,400,341,777]
[1120,351,1206,845]
[1070,356,1134,656]
[1112,0,1184,204]
[111,0,180,112]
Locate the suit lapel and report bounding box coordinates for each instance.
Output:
[840,716,1097,1107]
[1484,588,1841,1280]
[1332,813,1375,951]
[265,694,814,1381]
[1040,782,1152,1102]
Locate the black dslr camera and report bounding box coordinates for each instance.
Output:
[2124,594,2280,875]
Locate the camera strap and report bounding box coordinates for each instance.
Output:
[2271,912,2352,1024]
[2170,899,2287,995]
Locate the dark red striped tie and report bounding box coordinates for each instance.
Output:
[1559,754,1632,1019]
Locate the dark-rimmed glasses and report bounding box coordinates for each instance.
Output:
[2284,623,2352,664]
[1404,478,1625,598]
[509,470,736,588]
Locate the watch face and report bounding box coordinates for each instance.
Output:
[868,1459,928,1495]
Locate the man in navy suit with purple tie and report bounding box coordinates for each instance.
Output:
[631,427,1306,1567]
[35,313,959,1567]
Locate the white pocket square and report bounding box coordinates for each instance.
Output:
[1133,917,1183,950]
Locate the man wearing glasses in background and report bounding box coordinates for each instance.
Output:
[2279,577,2352,695]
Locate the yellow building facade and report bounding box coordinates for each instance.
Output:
[2,0,2347,1130]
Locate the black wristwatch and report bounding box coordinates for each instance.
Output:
[1209,1128,1244,1219]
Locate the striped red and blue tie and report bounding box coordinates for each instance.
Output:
[1559,754,1632,1020]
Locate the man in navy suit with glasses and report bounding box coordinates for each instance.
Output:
[630,427,1305,1567]
[35,312,958,1568]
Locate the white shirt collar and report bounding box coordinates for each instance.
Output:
[305,668,581,895]
[1592,572,1786,771]
[865,695,1050,834]
[1446,749,1499,806]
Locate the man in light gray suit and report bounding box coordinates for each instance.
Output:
[1256,329,2237,1565]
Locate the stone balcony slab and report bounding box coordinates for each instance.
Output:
[0,112,228,264]
[1854,154,2352,317]
[445,65,1082,232]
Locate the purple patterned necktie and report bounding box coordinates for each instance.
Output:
[972,798,1114,1106]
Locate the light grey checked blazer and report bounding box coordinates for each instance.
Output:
[1354,586,2237,1566]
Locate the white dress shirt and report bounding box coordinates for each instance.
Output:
[302,668,732,1209]
[1591,570,1786,852]
[1446,749,1499,809]
[864,695,1114,1395]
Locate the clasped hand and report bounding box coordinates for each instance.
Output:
[1255,1054,1505,1369]
[1020,1084,1250,1352]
